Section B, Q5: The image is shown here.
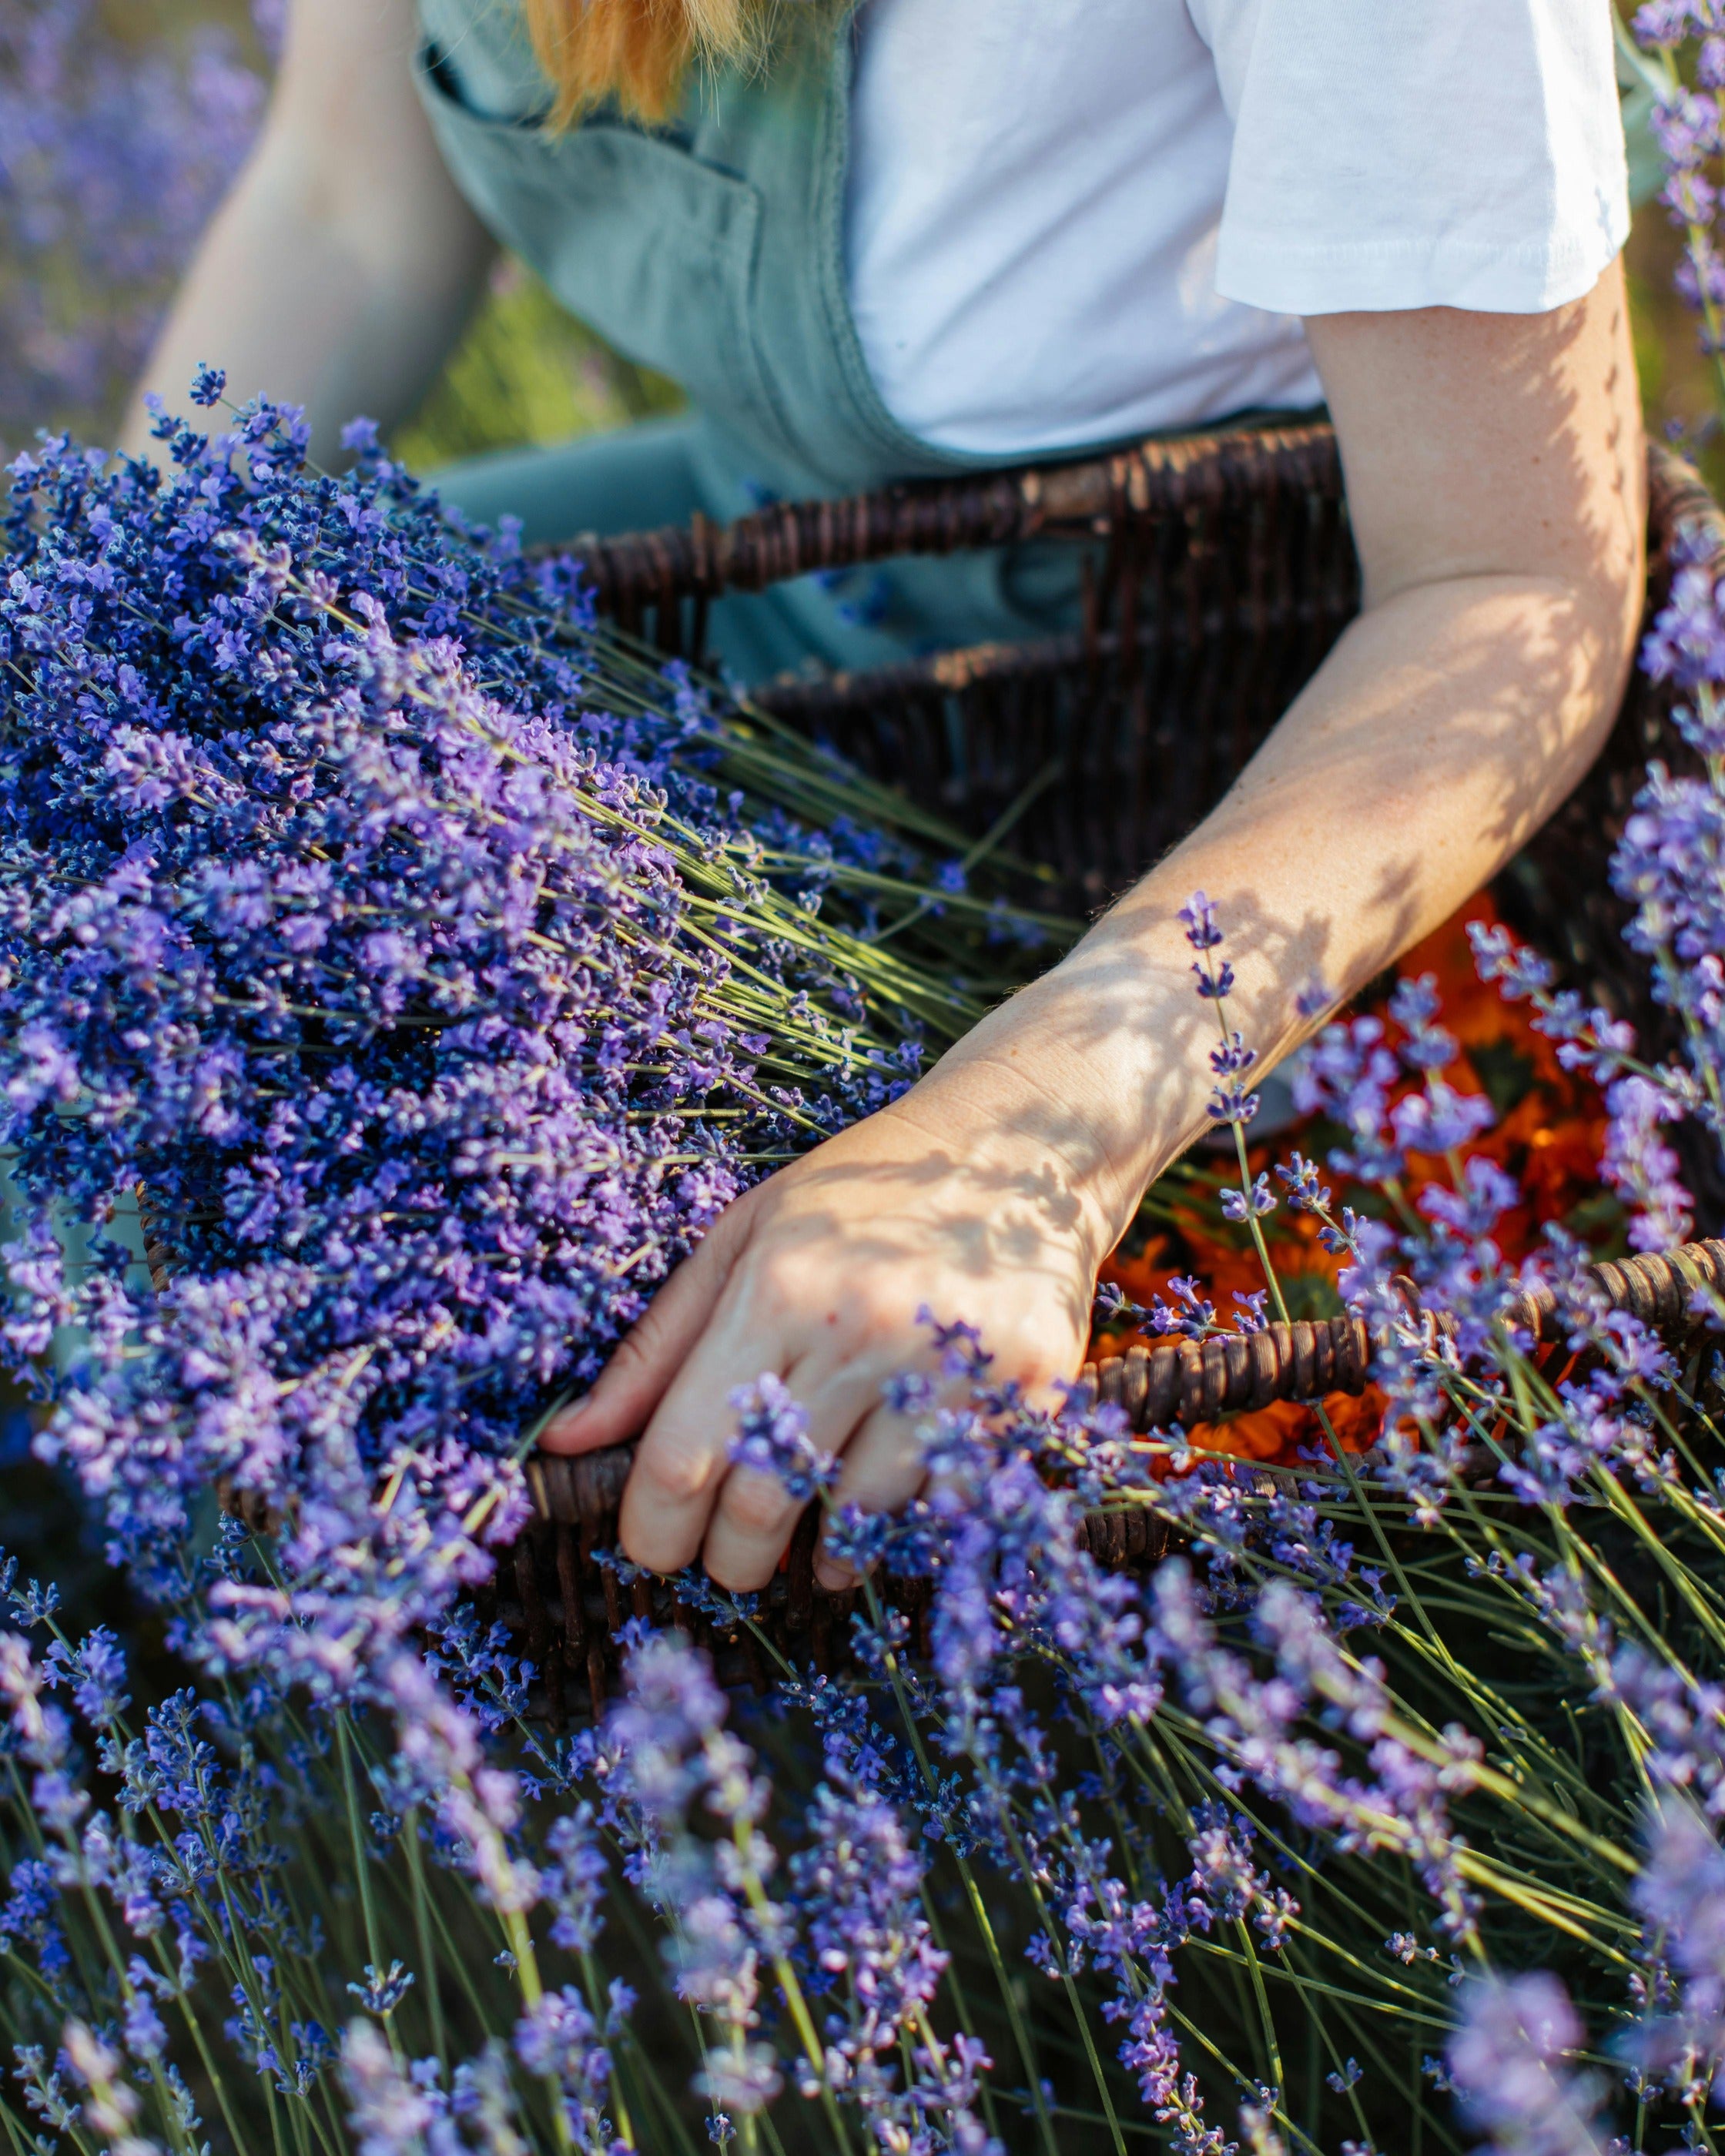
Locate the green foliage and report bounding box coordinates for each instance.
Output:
[392,263,683,476]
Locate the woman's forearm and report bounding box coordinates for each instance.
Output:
[919,273,1648,1255]
[924,561,1643,1254]
[554,564,1643,1588]
[543,270,1646,1592]
[119,0,495,466]
[122,146,494,465]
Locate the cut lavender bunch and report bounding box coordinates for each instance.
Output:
[0,387,1048,1614]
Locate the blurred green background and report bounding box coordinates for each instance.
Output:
[390,257,683,473]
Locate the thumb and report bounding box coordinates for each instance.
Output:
[537,1199,752,1455]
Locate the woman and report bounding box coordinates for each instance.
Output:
[127,0,1645,1595]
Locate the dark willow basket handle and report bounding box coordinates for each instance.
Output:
[523,1236,1725,1530]
[557,420,1345,622]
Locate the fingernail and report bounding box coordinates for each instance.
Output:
[814,1559,857,1593]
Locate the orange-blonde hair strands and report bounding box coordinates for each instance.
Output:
[522,0,775,125]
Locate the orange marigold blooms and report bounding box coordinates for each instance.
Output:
[1090,895,1609,1471]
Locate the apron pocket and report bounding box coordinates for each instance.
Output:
[415,44,772,436]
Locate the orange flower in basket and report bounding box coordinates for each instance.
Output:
[1087,893,1612,1474]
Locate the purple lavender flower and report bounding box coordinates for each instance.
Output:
[728,1375,838,1503]
[1602,1073,1694,1250]
[514,1988,624,2152]
[1392,1081,1496,1157]
[1184,1802,1265,1926]
[0,396,980,1679]
[1179,891,1224,952]
[1274,1150,1331,1213]
[0,1,266,447]
[1207,1030,1261,1126]
[340,2021,454,2156]
[1447,1975,1609,2156]
[43,1626,128,1729]
[1627,1798,1725,2095]
[1290,1016,1404,1183]
[882,1368,938,1414]
[59,2018,162,2156]
[121,1978,169,2064]
[789,1774,945,2071]
[591,1631,791,2116]
[1092,1279,1151,1331]
[447,2046,528,2156]
[1148,1274,1217,1341]
[541,1807,608,1955]
[383,1654,538,1917]
[1221,1172,1276,1222]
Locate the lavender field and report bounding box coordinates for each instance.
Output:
[7,8,1725,2156]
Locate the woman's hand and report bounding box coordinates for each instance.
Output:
[538,1062,1117,1591]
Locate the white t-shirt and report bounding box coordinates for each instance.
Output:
[844,0,1630,457]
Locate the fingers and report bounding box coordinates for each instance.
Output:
[538,1198,752,1457]
[696,1461,816,1595]
[811,1399,929,1591]
[698,1362,883,1592]
[621,1332,1070,1592]
[808,1348,1080,1590]
[616,1323,805,1579]
[625,1330,885,1586]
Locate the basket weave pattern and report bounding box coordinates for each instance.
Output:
[574,424,1359,914]
[569,434,1719,976]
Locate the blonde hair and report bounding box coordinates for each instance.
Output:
[522,0,773,126]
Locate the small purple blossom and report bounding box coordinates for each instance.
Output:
[728,1376,838,1504]
[1221,1172,1276,1223]
[339,2022,451,2156]
[1446,1976,1609,2156]
[1627,1799,1725,2094]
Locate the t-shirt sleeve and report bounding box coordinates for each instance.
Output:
[1189,0,1630,317]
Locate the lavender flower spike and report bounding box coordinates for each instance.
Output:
[1628,1796,1725,2095]
[728,1375,839,1503]
[1447,1975,1610,2156]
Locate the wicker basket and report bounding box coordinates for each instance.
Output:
[577,421,1357,917]
[461,424,1725,1721]
[494,1234,1725,1722]
[566,424,1719,976]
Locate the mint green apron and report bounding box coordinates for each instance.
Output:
[412,0,1142,680]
